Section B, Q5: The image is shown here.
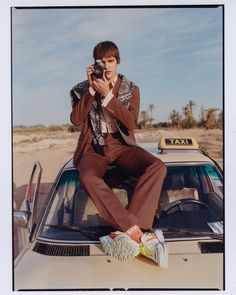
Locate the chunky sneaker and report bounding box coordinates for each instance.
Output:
[99,235,114,256]
[100,231,140,262]
[139,229,168,269]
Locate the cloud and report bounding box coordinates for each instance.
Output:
[12,7,222,70]
[12,6,223,125]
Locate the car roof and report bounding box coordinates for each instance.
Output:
[63,142,213,170]
[142,142,213,163]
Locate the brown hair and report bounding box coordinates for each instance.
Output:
[93,41,120,63]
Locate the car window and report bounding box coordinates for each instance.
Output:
[40,170,114,241]
[203,164,223,198]
[155,164,223,230]
[39,163,223,241]
[44,170,79,226]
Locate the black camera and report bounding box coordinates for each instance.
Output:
[92,59,104,79]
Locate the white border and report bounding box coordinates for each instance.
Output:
[1,0,236,294]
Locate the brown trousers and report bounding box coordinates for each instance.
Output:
[77,133,167,231]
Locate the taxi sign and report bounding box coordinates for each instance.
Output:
[159,137,199,150]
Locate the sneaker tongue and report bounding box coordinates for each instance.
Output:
[125,225,143,243]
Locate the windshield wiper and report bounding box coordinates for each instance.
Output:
[160,228,223,241]
[44,224,100,240]
[44,224,115,240]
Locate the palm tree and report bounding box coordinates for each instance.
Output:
[169,109,182,129]
[182,100,196,128]
[182,106,188,120]
[205,108,219,129]
[187,100,196,114]
[148,103,155,127]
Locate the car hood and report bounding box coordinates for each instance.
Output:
[14,240,223,291]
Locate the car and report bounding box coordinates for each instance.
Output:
[14,137,224,291]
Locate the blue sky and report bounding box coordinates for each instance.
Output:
[12,6,223,126]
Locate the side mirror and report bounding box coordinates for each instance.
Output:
[14,211,30,228]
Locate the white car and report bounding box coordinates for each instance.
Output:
[14,137,224,291]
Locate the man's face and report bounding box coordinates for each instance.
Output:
[101,56,118,81]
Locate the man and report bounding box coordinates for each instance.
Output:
[70,41,168,268]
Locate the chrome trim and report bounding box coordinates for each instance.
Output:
[164,161,212,166]
[36,236,216,245]
[165,236,215,242]
[51,160,214,170]
[36,237,99,245]
[29,161,42,233]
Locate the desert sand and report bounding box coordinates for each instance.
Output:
[13,128,223,258]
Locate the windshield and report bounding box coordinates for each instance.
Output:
[39,163,223,242]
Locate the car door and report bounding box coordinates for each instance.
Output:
[14,161,42,252]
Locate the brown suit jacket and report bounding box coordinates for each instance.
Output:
[70,76,140,167]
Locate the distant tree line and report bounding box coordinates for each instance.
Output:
[14,100,222,133]
[13,123,81,133]
[138,100,223,130]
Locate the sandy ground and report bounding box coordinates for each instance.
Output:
[13,128,223,258]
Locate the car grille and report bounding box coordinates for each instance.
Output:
[198,241,224,253]
[33,242,90,256]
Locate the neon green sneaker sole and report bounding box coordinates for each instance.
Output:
[140,230,168,269]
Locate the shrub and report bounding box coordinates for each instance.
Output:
[48,125,64,132]
[68,125,81,132]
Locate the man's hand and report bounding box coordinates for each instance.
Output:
[86,65,94,87]
[86,65,111,97]
[92,75,111,97]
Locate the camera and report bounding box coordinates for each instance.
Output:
[92,59,104,79]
